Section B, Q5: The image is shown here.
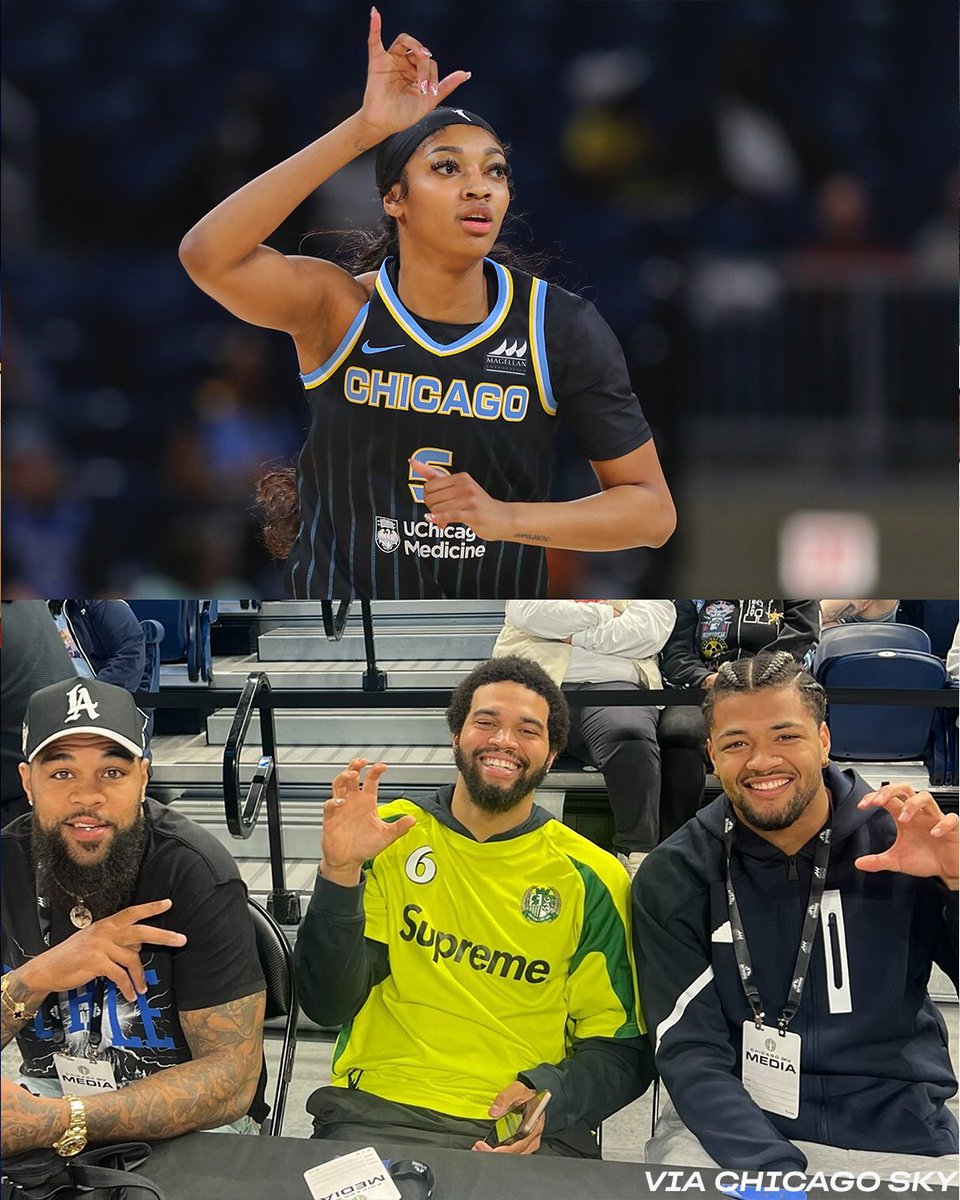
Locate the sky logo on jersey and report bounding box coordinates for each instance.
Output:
[485,337,528,376]
[361,339,406,355]
[375,517,401,553]
[399,903,550,983]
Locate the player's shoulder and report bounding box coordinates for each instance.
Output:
[542,820,628,893]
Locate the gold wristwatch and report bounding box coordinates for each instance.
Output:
[53,1096,88,1158]
[0,972,37,1022]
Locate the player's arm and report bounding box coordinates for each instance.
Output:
[417,441,676,552]
[178,10,468,336]
[1,991,266,1154]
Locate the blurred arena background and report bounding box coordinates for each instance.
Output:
[2,0,955,599]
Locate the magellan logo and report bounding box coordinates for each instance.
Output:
[485,337,528,375]
[375,516,400,553]
[399,903,550,984]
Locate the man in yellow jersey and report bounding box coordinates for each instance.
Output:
[294,656,653,1157]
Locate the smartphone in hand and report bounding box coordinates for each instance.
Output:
[483,1090,551,1147]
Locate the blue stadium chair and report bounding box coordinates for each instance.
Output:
[128,601,218,682]
[815,647,947,763]
[136,618,165,749]
[128,602,189,663]
[897,601,960,662]
[813,623,930,674]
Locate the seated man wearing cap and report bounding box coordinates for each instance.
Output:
[1,678,267,1158]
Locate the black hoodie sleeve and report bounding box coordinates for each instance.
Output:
[766,601,821,663]
[632,852,807,1172]
[659,601,712,687]
[293,873,390,1027]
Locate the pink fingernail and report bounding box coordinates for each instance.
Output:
[420,80,428,95]
[431,84,438,97]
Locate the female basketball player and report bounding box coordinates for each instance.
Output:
[179,9,675,598]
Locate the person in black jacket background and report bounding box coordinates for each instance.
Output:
[656,600,820,840]
[634,651,958,1175]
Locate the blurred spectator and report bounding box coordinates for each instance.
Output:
[913,166,959,284]
[165,327,300,507]
[0,600,74,826]
[821,599,899,627]
[657,600,820,839]
[3,432,92,597]
[495,600,676,877]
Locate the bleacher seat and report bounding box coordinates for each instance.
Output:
[814,622,931,671]
[129,600,218,682]
[815,646,947,763]
[897,601,960,662]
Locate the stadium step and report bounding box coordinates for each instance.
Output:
[256,624,502,662]
[210,656,483,690]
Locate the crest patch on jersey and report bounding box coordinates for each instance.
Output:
[375,516,401,553]
[521,885,561,923]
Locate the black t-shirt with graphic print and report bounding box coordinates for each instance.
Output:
[1,798,268,1122]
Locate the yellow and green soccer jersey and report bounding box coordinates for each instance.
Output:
[330,793,642,1119]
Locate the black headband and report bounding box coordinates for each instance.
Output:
[374,107,501,196]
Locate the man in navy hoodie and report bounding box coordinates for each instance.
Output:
[634,650,958,1176]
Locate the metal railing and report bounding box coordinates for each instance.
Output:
[220,671,300,924]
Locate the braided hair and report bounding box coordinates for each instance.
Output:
[702,651,826,731]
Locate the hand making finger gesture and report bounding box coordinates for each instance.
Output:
[359,7,471,143]
[855,784,959,887]
[17,899,187,1004]
[320,758,416,884]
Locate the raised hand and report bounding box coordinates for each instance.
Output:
[855,784,959,887]
[359,7,471,143]
[17,899,187,1004]
[320,759,416,884]
[413,461,510,541]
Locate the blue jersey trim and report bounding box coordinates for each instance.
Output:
[301,305,369,387]
[375,257,513,355]
[530,277,556,415]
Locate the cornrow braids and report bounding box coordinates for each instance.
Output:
[703,651,826,730]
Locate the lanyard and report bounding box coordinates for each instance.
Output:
[722,801,832,1035]
[36,894,106,1058]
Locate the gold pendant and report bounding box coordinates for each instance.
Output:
[70,904,93,929]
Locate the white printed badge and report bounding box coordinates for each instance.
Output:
[53,1053,118,1094]
[304,1147,401,1200]
[740,1022,801,1119]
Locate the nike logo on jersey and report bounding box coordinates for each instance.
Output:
[361,340,406,355]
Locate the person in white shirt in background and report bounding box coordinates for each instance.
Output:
[494,601,676,878]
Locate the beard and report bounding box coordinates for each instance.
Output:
[31,809,147,922]
[453,744,552,814]
[729,772,821,833]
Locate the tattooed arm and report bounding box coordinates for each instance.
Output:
[0,990,266,1154]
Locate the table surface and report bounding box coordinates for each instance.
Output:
[143,1133,947,1200]
[144,1132,711,1200]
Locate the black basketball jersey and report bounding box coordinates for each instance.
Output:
[284,257,650,599]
